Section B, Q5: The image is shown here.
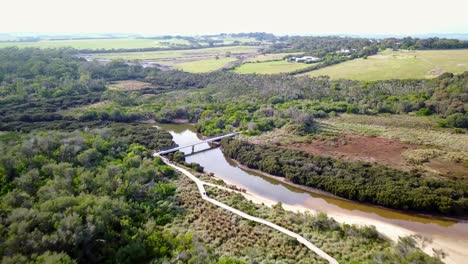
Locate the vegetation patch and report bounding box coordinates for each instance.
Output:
[222,139,468,216]
[204,186,444,264]
[325,115,468,153]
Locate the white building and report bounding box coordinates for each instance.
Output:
[287,56,321,63]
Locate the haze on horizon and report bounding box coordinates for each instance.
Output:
[1,0,468,36]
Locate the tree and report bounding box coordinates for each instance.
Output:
[77,148,102,168]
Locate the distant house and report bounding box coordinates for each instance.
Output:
[338,48,351,54]
[286,56,321,63]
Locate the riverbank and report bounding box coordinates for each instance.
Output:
[230,158,467,222]
[156,154,339,264]
[220,163,466,264]
[158,123,468,264]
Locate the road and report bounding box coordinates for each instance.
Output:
[157,155,339,264]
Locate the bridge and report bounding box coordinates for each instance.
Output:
[154,132,240,156]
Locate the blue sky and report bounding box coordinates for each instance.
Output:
[1,0,467,35]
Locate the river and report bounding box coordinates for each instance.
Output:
[157,123,468,264]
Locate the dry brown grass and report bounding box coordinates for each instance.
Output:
[108,80,152,91]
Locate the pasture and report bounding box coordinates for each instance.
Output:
[304,49,468,80]
[92,46,260,60]
[170,57,237,73]
[233,60,314,74]
[244,52,303,62]
[0,38,192,50]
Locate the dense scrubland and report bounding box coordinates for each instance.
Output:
[0,35,466,262]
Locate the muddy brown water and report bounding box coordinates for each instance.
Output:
[157,123,468,262]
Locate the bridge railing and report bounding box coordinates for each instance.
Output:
[154,132,240,156]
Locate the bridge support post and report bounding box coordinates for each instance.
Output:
[191,145,195,153]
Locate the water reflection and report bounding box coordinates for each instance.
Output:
[156,123,467,239]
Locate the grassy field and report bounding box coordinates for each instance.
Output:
[170,57,237,73]
[324,114,468,153]
[244,52,303,62]
[93,46,260,60]
[234,60,314,74]
[304,49,468,81]
[218,37,258,44]
[0,38,192,50]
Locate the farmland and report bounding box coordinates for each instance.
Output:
[233,60,314,74]
[89,46,259,72]
[0,38,193,50]
[92,45,260,60]
[304,49,468,81]
[244,52,303,62]
[169,57,237,73]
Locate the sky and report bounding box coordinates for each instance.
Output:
[1,0,467,36]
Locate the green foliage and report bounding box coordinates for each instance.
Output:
[207,186,443,264]
[446,113,468,128]
[218,257,246,264]
[222,139,468,215]
[0,129,198,263]
[416,107,432,116]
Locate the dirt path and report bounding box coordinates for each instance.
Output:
[155,154,339,264]
[223,160,464,264]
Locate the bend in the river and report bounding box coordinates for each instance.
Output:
[156,123,468,264]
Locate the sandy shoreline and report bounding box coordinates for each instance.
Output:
[238,185,467,264]
[211,163,466,264]
[231,158,466,222]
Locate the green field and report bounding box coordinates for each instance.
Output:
[219,37,258,44]
[244,52,303,62]
[170,57,237,73]
[304,49,468,81]
[93,46,260,60]
[0,38,192,50]
[233,60,314,74]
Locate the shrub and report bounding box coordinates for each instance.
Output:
[416,108,431,116]
[446,113,468,128]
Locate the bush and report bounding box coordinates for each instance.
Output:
[416,108,432,116]
[446,113,468,128]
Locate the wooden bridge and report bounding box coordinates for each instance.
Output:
[154,132,240,156]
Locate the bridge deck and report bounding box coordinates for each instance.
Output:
[154,132,240,155]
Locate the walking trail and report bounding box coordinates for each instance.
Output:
[156,154,339,264]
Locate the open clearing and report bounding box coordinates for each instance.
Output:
[247,114,467,179]
[108,80,152,91]
[286,134,416,169]
[169,57,237,73]
[304,49,468,80]
[234,60,314,74]
[0,38,193,50]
